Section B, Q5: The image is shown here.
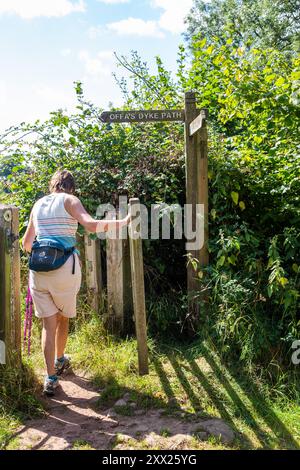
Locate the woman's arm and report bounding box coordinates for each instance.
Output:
[64,195,130,233]
[22,212,36,253]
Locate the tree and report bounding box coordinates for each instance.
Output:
[185,0,300,52]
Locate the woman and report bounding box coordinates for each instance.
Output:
[23,169,130,396]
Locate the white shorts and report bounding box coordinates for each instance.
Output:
[29,254,82,319]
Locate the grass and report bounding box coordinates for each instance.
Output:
[1,308,299,450]
[0,358,44,450]
[5,436,21,450]
[113,404,135,416]
[72,439,95,450]
[160,428,171,437]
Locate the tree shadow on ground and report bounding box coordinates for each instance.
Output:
[154,354,255,448]
[162,341,299,450]
[197,343,299,449]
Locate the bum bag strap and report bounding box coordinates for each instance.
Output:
[72,253,75,275]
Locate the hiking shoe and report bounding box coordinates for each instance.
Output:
[43,376,59,396]
[55,355,71,376]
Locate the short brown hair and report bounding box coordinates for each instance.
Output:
[49,170,75,194]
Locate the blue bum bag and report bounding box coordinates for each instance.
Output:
[29,240,76,274]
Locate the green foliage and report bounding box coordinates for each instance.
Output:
[186,0,300,52]
[183,40,300,364]
[146,291,188,336]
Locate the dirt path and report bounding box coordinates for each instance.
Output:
[13,371,235,450]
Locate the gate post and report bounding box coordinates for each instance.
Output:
[84,233,103,313]
[0,205,21,365]
[184,92,209,329]
[106,233,133,336]
[128,198,149,375]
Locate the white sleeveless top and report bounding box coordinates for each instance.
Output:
[32,193,78,249]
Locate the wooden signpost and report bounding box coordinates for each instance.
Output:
[184,94,209,327]
[189,108,208,136]
[101,91,209,329]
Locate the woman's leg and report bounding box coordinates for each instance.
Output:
[42,313,59,376]
[55,313,69,359]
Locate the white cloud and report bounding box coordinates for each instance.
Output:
[104,1,193,39]
[78,50,115,78]
[152,0,193,34]
[0,0,86,20]
[107,17,164,38]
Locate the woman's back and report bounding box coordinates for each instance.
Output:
[32,192,78,249]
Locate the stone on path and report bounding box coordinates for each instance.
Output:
[197,419,235,445]
[114,398,127,407]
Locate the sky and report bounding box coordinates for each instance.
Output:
[0,0,194,133]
